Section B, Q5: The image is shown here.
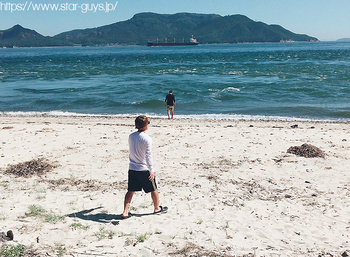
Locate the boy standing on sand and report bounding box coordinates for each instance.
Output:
[165,90,176,119]
[122,115,167,218]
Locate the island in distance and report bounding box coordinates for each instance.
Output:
[336,38,350,42]
[0,12,318,48]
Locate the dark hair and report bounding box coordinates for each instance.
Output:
[135,115,149,131]
[169,90,173,93]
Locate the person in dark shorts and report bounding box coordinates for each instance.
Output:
[122,115,167,218]
[165,90,176,119]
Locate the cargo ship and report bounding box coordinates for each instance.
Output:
[147,36,199,46]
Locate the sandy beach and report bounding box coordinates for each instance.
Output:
[0,115,349,256]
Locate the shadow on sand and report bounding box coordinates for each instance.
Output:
[66,207,122,226]
[66,206,166,226]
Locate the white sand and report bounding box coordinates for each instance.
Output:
[0,116,349,256]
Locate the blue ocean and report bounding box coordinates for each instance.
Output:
[0,42,349,121]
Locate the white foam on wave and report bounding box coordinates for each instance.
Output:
[0,111,106,117]
[0,111,157,119]
[208,87,240,92]
[222,87,240,92]
[172,113,316,121]
[1,111,348,122]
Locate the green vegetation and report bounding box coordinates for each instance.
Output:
[70,222,90,231]
[0,13,318,47]
[44,213,65,223]
[124,233,149,246]
[0,244,25,257]
[0,182,9,189]
[54,13,318,45]
[0,25,70,48]
[25,205,65,223]
[93,227,115,240]
[25,205,46,217]
[55,245,67,256]
[137,234,148,243]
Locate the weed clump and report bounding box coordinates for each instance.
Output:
[4,158,56,177]
[0,244,24,257]
[93,227,115,240]
[287,143,325,158]
[25,205,65,223]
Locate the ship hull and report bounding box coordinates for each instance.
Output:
[147,42,199,46]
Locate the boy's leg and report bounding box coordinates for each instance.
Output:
[151,189,160,213]
[122,191,134,217]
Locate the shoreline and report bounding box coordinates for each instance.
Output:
[1,112,349,123]
[0,116,349,256]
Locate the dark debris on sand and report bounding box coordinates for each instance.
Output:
[287,143,325,158]
[169,242,240,257]
[4,158,57,177]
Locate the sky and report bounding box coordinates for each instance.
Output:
[0,0,349,41]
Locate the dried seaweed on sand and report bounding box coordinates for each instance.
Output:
[169,242,236,257]
[44,178,127,192]
[4,158,57,177]
[287,143,325,158]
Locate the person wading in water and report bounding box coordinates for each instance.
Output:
[165,90,176,119]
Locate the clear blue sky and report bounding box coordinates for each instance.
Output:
[1,0,349,41]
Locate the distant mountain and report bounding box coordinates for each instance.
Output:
[0,13,318,47]
[54,13,318,45]
[336,38,350,42]
[0,25,69,47]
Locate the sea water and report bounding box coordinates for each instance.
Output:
[0,42,349,121]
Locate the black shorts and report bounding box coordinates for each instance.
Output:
[128,170,157,193]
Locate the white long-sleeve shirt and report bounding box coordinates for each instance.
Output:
[128,131,155,172]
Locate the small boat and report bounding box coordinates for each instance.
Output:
[147,36,199,46]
